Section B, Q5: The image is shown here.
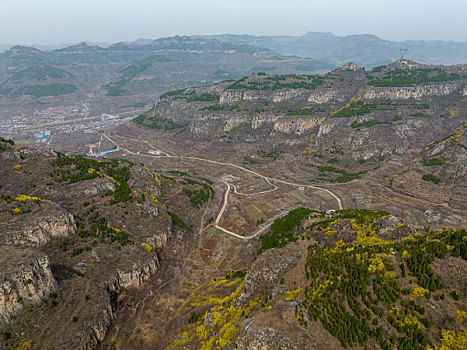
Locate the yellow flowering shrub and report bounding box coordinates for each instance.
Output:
[141,243,152,253]
[456,310,466,322]
[427,329,467,350]
[412,286,429,298]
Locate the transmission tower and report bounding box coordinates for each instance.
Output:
[400,48,408,59]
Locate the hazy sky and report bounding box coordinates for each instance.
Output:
[0,0,466,44]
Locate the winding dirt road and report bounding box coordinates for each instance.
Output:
[102,134,344,240]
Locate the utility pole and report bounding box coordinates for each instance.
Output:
[400,48,408,59]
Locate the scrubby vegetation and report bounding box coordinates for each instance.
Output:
[13,83,78,97]
[351,119,389,129]
[423,158,443,166]
[225,74,325,91]
[160,88,187,99]
[51,153,133,205]
[257,149,283,160]
[166,276,257,350]
[187,93,220,102]
[317,165,365,183]
[287,108,325,116]
[74,213,133,249]
[183,178,215,209]
[332,101,377,118]
[0,137,15,151]
[168,210,192,231]
[368,68,460,87]
[0,137,14,145]
[297,209,466,350]
[257,208,313,255]
[200,104,224,111]
[133,114,185,131]
[422,174,440,184]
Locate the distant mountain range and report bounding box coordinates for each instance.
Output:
[0,36,334,100]
[193,32,467,67]
[3,31,467,68]
[1,32,467,102]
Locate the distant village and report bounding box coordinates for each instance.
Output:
[0,101,132,145]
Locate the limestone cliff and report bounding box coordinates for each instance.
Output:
[364,82,461,100]
[0,207,76,246]
[0,247,56,325]
[219,89,308,105]
[106,253,160,292]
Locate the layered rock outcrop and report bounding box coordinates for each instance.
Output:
[0,208,76,246]
[0,247,56,325]
[364,83,460,100]
[219,89,308,104]
[106,253,160,292]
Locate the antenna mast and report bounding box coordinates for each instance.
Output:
[399,48,408,59]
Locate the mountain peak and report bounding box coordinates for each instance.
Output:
[302,31,336,39]
[55,42,103,53]
[388,59,428,70]
[6,45,42,54]
[339,61,362,71]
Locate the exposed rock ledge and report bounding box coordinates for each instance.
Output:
[364,83,460,100]
[0,208,76,246]
[106,253,160,292]
[0,247,56,325]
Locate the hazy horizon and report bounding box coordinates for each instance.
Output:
[0,0,466,46]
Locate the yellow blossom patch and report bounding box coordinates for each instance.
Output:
[427,328,467,350]
[412,286,429,298]
[141,243,152,253]
[285,287,302,301]
[15,195,53,203]
[456,310,466,322]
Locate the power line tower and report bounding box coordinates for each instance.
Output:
[400,48,408,59]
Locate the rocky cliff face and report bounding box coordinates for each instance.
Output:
[308,89,344,104]
[219,89,309,104]
[273,116,324,135]
[364,82,462,100]
[0,140,172,349]
[43,177,116,201]
[0,208,76,246]
[238,246,300,304]
[106,253,160,292]
[147,61,466,156]
[0,247,56,325]
[74,294,114,350]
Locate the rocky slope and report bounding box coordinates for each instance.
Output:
[134,60,466,188]
[0,247,56,325]
[0,139,173,348]
[1,59,466,350]
[145,60,465,144]
[162,209,467,350]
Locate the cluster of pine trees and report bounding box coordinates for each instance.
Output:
[52,153,133,205]
[298,211,466,350]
